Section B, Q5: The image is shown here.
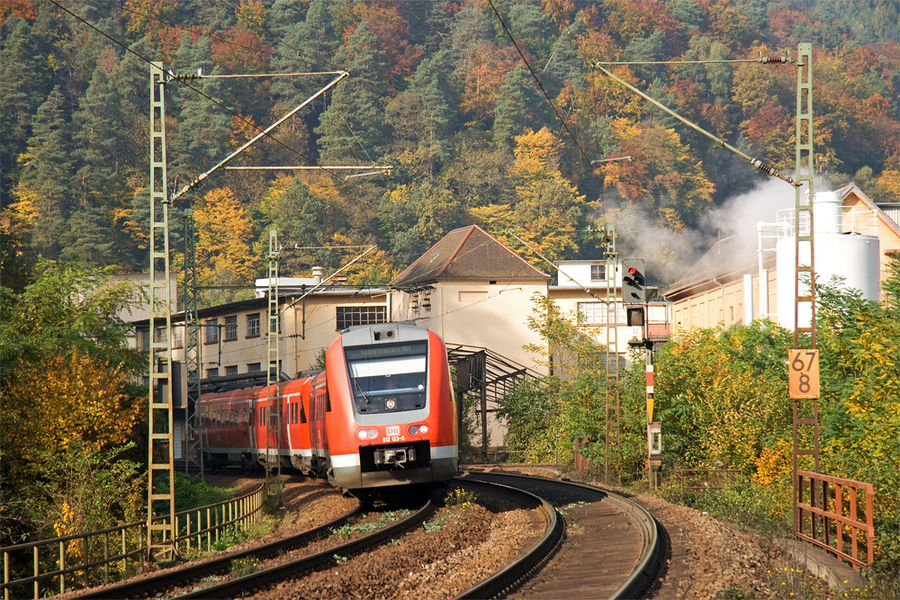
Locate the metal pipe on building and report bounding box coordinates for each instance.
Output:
[712,275,726,323]
[743,273,754,324]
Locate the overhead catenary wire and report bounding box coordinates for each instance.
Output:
[43,0,346,186]
[595,56,794,65]
[590,61,799,187]
[485,0,590,162]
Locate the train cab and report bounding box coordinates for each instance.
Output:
[315,323,458,490]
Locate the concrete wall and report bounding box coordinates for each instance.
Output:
[670,267,777,332]
[390,279,549,375]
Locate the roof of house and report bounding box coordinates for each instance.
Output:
[839,182,900,238]
[663,235,768,300]
[389,225,549,287]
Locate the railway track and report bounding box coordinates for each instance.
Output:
[179,497,437,599]
[457,469,663,599]
[76,500,365,599]
[77,472,659,599]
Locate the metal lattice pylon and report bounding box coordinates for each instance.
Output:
[265,229,282,495]
[182,209,203,477]
[147,61,176,558]
[604,225,621,485]
[792,42,821,530]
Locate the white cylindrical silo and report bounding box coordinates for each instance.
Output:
[775,193,880,330]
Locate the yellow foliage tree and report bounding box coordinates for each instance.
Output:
[1,352,142,484]
[506,128,593,261]
[602,118,714,229]
[194,187,259,303]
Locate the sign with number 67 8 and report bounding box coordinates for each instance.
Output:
[789,349,820,399]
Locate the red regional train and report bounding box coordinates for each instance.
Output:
[201,323,458,491]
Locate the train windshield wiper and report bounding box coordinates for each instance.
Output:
[352,378,371,406]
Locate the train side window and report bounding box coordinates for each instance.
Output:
[249,408,253,425]
[300,401,307,424]
[325,390,331,412]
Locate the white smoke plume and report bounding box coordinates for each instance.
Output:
[603,176,829,287]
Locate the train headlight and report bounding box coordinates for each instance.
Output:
[408,424,428,435]
[356,428,379,441]
[386,399,396,410]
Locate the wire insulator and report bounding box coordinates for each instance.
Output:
[758,56,793,64]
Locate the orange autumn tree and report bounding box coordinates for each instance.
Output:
[0,261,145,541]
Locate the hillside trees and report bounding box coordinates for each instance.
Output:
[194,187,259,304]
[168,34,233,185]
[0,262,145,541]
[11,87,74,260]
[0,15,53,194]
[1,0,899,278]
[315,21,389,163]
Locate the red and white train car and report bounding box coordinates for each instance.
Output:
[201,323,458,491]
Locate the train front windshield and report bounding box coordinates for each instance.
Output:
[345,341,428,414]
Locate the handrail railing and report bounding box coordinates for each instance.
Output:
[796,470,874,569]
[1,483,265,599]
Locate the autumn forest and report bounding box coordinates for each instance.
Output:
[1,0,899,300]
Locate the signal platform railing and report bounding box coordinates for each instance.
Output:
[796,470,874,569]
[1,483,265,599]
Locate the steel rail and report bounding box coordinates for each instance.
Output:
[77,503,363,599]
[458,470,664,600]
[453,477,564,599]
[180,498,436,599]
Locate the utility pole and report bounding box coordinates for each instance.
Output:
[265,230,282,497]
[147,61,176,559]
[790,42,821,533]
[603,226,620,486]
[182,209,203,478]
[145,66,352,557]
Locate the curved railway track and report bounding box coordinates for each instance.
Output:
[77,471,660,599]
[77,500,365,599]
[457,470,663,599]
[178,497,437,599]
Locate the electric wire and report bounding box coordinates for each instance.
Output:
[43,0,343,184]
[596,56,794,65]
[485,0,590,162]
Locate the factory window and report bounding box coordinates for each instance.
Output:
[173,326,183,349]
[206,367,219,378]
[224,315,238,341]
[205,319,219,344]
[247,362,262,372]
[225,365,238,376]
[578,301,625,325]
[336,305,386,330]
[247,313,260,338]
[590,264,606,281]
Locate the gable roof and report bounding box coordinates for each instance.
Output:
[839,182,900,238]
[389,225,549,287]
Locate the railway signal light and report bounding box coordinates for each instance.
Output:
[621,259,646,304]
